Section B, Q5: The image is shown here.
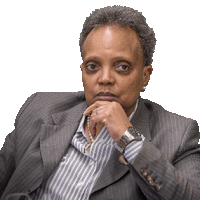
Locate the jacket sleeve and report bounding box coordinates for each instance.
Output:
[128,119,200,200]
[0,130,16,197]
[0,93,37,198]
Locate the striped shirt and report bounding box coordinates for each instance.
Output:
[32,100,144,200]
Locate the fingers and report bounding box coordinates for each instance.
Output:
[91,122,97,137]
[89,109,102,137]
[83,101,107,116]
[84,101,114,131]
[86,102,107,137]
[83,103,97,116]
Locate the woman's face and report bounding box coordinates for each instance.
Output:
[81,25,152,116]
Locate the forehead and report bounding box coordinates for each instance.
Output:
[82,25,143,61]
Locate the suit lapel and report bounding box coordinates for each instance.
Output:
[131,97,151,141]
[40,101,88,184]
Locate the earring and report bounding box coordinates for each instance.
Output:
[143,86,146,91]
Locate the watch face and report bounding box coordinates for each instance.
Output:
[127,126,138,136]
[127,126,142,140]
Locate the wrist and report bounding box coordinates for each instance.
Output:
[115,122,133,142]
[115,126,142,153]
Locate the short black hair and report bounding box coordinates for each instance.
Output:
[79,5,156,66]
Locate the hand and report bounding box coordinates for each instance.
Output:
[83,101,132,142]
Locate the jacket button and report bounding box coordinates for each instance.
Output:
[155,184,161,191]
[141,169,148,177]
[146,175,152,182]
[149,179,155,186]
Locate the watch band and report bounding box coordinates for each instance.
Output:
[116,126,142,153]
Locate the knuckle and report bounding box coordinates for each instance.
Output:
[105,110,110,117]
[111,101,118,107]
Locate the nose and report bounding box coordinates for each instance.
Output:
[98,67,115,85]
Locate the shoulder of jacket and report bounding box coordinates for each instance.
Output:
[15,91,85,124]
[15,93,38,124]
[141,98,194,124]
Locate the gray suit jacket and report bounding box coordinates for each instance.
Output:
[0,92,200,200]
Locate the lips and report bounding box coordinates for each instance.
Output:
[96,92,116,97]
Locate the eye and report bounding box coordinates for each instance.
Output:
[86,64,97,71]
[117,65,129,71]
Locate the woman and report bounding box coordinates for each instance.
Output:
[1,5,200,200]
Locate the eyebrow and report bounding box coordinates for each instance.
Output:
[84,56,133,63]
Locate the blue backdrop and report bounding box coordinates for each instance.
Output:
[0,0,200,148]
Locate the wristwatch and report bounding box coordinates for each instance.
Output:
[116,126,142,153]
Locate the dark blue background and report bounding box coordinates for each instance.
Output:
[0,0,200,147]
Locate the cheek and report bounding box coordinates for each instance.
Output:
[82,73,90,89]
[121,77,139,91]
[83,79,95,94]
[120,76,142,98]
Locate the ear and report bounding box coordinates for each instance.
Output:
[141,66,153,92]
[80,64,83,71]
